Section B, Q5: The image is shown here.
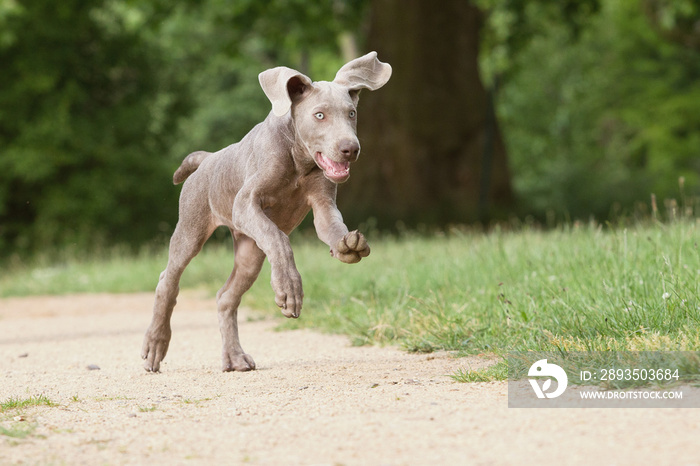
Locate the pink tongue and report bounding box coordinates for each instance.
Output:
[319,154,349,175]
[328,159,348,171]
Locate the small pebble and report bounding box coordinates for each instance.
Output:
[87,364,101,371]
[18,353,28,358]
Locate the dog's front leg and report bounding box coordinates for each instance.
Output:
[232,193,303,318]
[310,196,370,264]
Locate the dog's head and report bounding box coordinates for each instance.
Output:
[259,52,392,183]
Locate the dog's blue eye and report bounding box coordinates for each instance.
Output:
[314,112,324,120]
[349,110,356,118]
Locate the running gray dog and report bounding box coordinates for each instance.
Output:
[141,52,392,372]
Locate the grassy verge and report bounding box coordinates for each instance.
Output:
[284,220,700,355]
[0,244,233,297]
[2,220,699,381]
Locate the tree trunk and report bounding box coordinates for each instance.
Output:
[339,0,514,227]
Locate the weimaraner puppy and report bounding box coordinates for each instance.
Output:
[141,52,392,372]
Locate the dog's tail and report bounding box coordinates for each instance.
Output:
[173,151,212,185]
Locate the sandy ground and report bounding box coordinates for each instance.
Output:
[0,292,699,465]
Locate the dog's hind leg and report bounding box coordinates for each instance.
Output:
[217,232,266,371]
[141,199,216,372]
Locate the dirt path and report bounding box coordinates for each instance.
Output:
[0,292,698,465]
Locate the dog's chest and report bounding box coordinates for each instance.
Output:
[261,180,313,235]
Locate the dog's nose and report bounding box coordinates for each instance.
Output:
[338,140,360,161]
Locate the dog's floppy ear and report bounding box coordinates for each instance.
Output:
[333,51,392,95]
[259,67,313,117]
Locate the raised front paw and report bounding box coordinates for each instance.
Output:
[141,324,172,372]
[271,266,303,318]
[332,230,370,264]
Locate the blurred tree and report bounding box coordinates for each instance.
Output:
[493,0,700,220]
[0,0,190,255]
[339,0,514,226]
[476,0,601,84]
[159,0,366,158]
[643,0,700,51]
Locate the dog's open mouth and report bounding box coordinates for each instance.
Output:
[314,152,350,183]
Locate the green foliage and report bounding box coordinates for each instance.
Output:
[644,0,700,50]
[477,0,601,84]
[146,0,364,157]
[486,0,700,220]
[2,0,700,258]
[0,0,191,254]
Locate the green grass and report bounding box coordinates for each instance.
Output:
[2,220,699,365]
[137,404,158,412]
[451,360,509,383]
[181,397,214,405]
[281,220,700,357]
[0,395,57,440]
[0,423,37,439]
[0,395,56,412]
[0,238,252,296]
